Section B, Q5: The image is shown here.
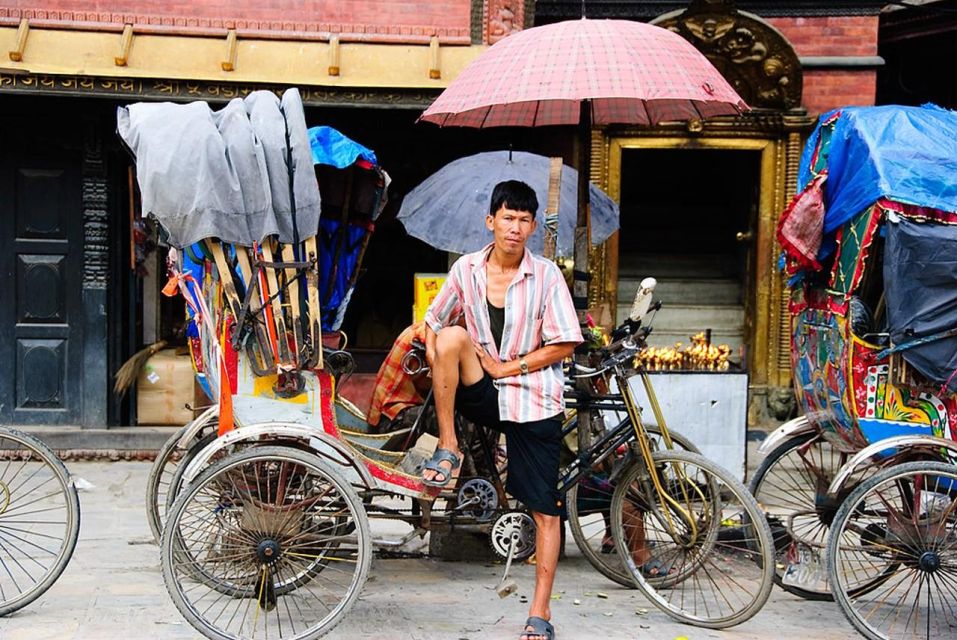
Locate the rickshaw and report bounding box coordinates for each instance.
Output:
[750,104,957,640]
[121,89,775,640]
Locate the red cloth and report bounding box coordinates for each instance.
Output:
[420,19,746,128]
[778,171,828,271]
[367,322,428,427]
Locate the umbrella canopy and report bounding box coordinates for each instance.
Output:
[420,18,747,128]
[397,151,618,256]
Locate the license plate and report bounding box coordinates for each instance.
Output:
[782,546,829,591]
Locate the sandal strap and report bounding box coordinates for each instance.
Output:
[522,616,554,640]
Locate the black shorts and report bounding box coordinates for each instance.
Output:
[456,373,564,516]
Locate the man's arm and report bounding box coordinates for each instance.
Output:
[475,341,575,379]
[422,261,464,367]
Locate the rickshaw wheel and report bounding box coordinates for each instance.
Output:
[567,424,699,588]
[611,450,774,629]
[0,427,81,616]
[161,446,371,640]
[146,424,216,543]
[748,433,847,601]
[827,461,957,640]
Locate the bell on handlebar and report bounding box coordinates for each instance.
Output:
[629,277,657,323]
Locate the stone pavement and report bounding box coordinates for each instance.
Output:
[0,459,861,640]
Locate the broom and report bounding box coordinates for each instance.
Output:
[113,340,168,397]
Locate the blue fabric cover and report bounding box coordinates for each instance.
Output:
[798,104,957,236]
[308,126,378,169]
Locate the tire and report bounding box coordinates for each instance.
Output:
[0,427,81,616]
[827,461,957,640]
[161,446,371,640]
[567,425,699,587]
[611,449,775,629]
[146,418,216,543]
[748,433,847,601]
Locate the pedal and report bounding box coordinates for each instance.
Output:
[496,579,518,599]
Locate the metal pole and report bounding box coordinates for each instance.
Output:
[573,100,591,325]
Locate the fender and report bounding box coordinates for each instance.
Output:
[173,405,220,449]
[827,435,957,497]
[757,415,814,456]
[180,422,374,490]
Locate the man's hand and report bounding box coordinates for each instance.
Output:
[473,342,507,379]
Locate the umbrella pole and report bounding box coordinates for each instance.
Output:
[573,100,591,325]
[574,100,593,457]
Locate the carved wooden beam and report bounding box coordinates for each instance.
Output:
[9,19,29,62]
[328,35,340,76]
[222,29,237,72]
[115,24,134,67]
[428,35,441,79]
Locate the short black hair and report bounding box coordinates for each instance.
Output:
[489,180,538,219]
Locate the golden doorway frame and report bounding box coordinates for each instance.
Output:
[599,135,789,388]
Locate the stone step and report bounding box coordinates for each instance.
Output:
[618,277,742,306]
[618,253,742,279]
[618,303,744,331]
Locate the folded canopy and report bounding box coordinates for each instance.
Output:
[117,88,321,248]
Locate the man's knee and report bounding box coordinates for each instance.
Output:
[435,325,469,357]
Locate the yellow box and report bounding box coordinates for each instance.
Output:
[413,273,447,322]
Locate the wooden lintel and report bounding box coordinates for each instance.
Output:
[221,29,237,72]
[9,19,29,62]
[115,24,134,67]
[328,35,340,76]
[428,35,440,79]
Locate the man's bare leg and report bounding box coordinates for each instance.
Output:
[423,326,484,484]
[523,511,560,640]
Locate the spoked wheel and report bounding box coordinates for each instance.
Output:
[145,413,217,543]
[827,461,957,640]
[161,446,371,640]
[567,425,699,587]
[611,450,774,629]
[0,427,80,616]
[749,433,848,600]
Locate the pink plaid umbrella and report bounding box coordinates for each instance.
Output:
[420,18,747,128]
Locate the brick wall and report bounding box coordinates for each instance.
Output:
[0,0,473,42]
[767,15,878,115]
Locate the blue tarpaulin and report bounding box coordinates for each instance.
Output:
[797,104,957,235]
[308,126,378,169]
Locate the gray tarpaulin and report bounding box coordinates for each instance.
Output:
[116,88,320,248]
[884,214,957,390]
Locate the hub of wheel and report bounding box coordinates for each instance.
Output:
[918,551,941,573]
[257,538,282,564]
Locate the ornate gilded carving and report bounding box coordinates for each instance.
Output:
[652,0,802,111]
[82,123,108,290]
[0,72,439,107]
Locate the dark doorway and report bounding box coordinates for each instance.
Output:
[617,148,760,365]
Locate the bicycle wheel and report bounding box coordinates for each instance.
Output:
[611,449,774,629]
[0,427,81,616]
[567,425,699,587]
[161,446,371,640]
[749,433,847,600]
[827,461,957,640]
[146,413,217,543]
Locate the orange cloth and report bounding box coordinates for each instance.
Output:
[367,321,428,427]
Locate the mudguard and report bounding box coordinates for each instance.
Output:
[756,415,814,456]
[826,434,957,497]
[180,422,374,490]
[173,405,220,449]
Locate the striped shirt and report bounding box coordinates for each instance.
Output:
[424,243,583,423]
